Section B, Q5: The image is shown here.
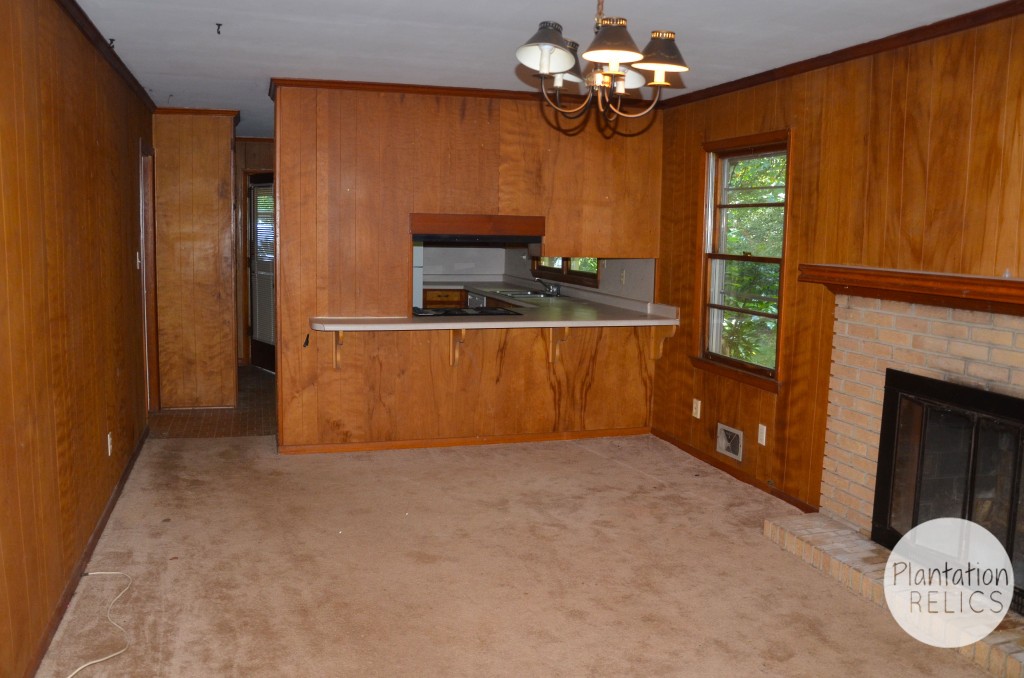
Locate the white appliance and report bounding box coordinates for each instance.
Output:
[412,242,424,308]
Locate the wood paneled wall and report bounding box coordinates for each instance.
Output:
[0,0,152,674]
[275,85,661,448]
[234,138,275,364]
[154,111,237,408]
[497,105,663,257]
[281,327,656,452]
[652,14,1024,507]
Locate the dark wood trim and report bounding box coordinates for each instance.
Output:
[532,259,600,288]
[703,130,790,153]
[652,428,817,512]
[141,151,159,412]
[27,427,149,678]
[52,0,155,111]
[278,428,652,455]
[690,356,780,393]
[798,264,1024,315]
[155,108,241,126]
[235,136,273,143]
[270,78,542,102]
[660,0,1024,110]
[409,213,545,236]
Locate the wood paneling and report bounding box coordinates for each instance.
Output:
[276,87,502,446]
[653,13,1024,507]
[0,0,151,674]
[275,84,665,449]
[658,1,1024,110]
[279,327,657,452]
[497,103,663,258]
[154,111,237,408]
[234,137,274,364]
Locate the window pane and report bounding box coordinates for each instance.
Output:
[718,206,785,257]
[570,257,598,274]
[722,152,787,194]
[723,187,786,204]
[709,259,779,314]
[707,308,778,370]
[539,257,562,269]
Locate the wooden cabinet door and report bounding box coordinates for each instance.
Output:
[498,100,663,259]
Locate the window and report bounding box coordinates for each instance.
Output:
[703,137,788,377]
[533,257,600,287]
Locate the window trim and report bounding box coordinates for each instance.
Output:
[532,257,600,288]
[700,132,791,380]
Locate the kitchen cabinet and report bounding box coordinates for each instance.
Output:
[279,326,659,451]
[423,289,468,308]
[497,100,663,259]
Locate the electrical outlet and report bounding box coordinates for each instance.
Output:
[758,424,767,445]
[107,432,113,457]
[692,399,702,419]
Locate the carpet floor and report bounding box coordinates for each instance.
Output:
[38,435,986,677]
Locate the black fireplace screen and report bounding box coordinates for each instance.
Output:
[872,369,1024,612]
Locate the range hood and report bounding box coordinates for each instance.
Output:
[410,213,544,245]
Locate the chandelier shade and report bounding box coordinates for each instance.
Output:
[581,17,642,67]
[515,21,576,75]
[515,1,687,123]
[634,30,689,86]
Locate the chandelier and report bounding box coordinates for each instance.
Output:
[515,0,688,120]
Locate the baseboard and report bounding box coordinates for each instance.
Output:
[278,427,652,455]
[27,425,150,678]
[651,428,818,513]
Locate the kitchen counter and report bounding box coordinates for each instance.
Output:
[310,283,678,331]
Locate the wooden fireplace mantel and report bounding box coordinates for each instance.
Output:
[798,264,1024,315]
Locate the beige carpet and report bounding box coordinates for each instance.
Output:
[38,435,986,677]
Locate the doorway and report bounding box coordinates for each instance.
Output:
[249,172,275,372]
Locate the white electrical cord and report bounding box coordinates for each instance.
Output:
[64,571,133,678]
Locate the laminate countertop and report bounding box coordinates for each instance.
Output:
[310,283,679,332]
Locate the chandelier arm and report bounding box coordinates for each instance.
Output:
[540,77,593,115]
[604,87,663,119]
[555,88,593,119]
[594,88,618,122]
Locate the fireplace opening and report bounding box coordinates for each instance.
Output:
[872,369,1024,613]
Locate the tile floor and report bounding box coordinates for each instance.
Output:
[148,366,276,438]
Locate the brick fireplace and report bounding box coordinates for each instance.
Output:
[763,265,1024,676]
[821,295,1024,532]
[802,266,1024,534]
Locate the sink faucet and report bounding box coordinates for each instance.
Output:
[534,278,561,296]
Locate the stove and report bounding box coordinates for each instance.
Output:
[412,307,521,317]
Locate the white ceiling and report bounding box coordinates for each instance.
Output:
[77,0,1001,137]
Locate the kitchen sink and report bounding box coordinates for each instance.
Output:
[492,289,557,298]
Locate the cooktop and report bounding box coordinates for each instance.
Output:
[412,307,521,317]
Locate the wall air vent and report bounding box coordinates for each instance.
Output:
[716,424,743,461]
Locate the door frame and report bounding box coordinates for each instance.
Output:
[246,171,275,372]
[140,142,159,411]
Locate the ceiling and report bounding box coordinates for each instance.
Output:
[77,0,1002,137]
